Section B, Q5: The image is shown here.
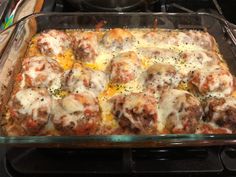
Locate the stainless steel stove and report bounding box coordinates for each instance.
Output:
[1,0,236,177]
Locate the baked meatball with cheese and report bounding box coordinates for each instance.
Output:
[64,67,108,96]
[71,31,99,62]
[102,28,135,50]
[52,93,100,135]
[110,51,141,84]
[111,92,158,134]
[143,30,217,51]
[146,63,181,92]
[181,51,220,67]
[190,65,233,97]
[36,29,72,56]
[19,56,63,89]
[204,97,236,131]
[186,30,217,52]
[158,89,203,133]
[8,88,51,134]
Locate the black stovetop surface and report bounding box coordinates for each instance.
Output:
[41,0,236,24]
[2,146,236,177]
[2,0,236,176]
[0,147,236,177]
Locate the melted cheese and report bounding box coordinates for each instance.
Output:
[55,49,75,70]
[37,30,71,56]
[8,28,235,135]
[194,65,233,97]
[15,89,51,119]
[213,97,236,111]
[22,56,63,89]
[66,68,108,97]
[157,89,201,132]
[53,93,99,128]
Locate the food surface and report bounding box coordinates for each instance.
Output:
[4,28,236,136]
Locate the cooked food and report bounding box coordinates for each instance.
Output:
[19,56,63,90]
[158,89,203,133]
[3,27,236,136]
[102,28,135,50]
[71,31,99,61]
[190,65,234,97]
[143,30,217,51]
[181,50,220,66]
[110,92,158,134]
[36,29,72,56]
[52,93,100,135]
[204,97,236,131]
[196,123,232,134]
[109,51,141,84]
[8,88,51,134]
[64,67,108,96]
[146,63,181,91]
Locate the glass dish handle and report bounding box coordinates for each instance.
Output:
[225,22,236,46]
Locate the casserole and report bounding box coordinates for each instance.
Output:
[1,12,236,147]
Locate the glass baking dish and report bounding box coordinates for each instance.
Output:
[1,12,236,148]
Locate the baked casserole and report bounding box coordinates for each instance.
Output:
[3,27,236,136]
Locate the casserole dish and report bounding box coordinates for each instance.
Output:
[1,12,236,147]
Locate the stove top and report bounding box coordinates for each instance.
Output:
[1,146,236,177]
[1,0,236,177]
[42,0,236,24]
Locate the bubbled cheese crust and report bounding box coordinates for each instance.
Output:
[36,30,72,56]
[4,28,236,136]
[110,92,158,134]
[71,31,99,61]
[8,88,52,134]
[110,51,141,84]
[52,93,100,135]
[20,56,63,90]
[190,65,234,97]
[158,89,203,133]
[102,28,135,51]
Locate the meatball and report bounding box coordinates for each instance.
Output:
[158,89,203,133]
[8,88,51,134]
[36,29,72,56]
[143,30,217,51]
[64,67,108,96]
[186,30,217,52]
[111,92,158,134]
[110,51,141,84]
[146,63,181,91]
[190,65,233,97]
[181,50,220,67]
[52,93,101,135]
[102,28,135,50]
[71,31,99,62]
[19,56,63,89]
[204,97,236,131]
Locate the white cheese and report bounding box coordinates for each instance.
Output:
[15,89,51,119]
